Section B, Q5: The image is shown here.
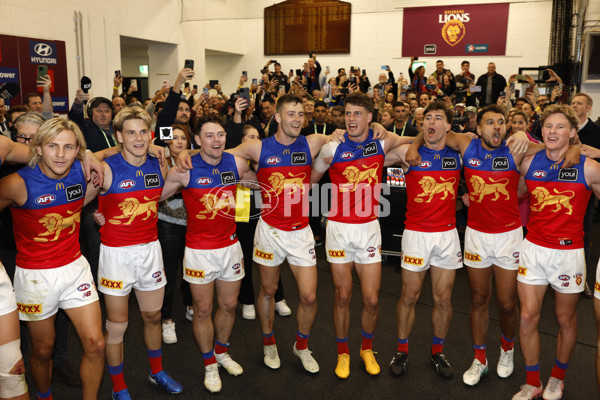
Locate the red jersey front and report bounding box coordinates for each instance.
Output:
[182,152,239,249]
[256,135,312,231]
[404,146,461,232]
[99,153,163,247]
[11,162,86,269]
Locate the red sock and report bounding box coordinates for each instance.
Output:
[397,339,409,353]
[550,359,568,381]
[336,337,349,354]
[474,345,487,365]
[147,349,163,375]
[296,331,309,350]
[215,341,228,355]
[202,350,217,367]
[108,363,127,393]
[262,332,276,346]
[361,330,374,351]
[501,335,514,351]
[525,367,541,387]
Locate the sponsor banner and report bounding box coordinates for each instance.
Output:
[0,67,18,83]
[52,96,69,112]
[402,3,509,57]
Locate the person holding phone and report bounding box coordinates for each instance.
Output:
[475,62,507,106]
[302,55,322,93]
[408,57,427,95]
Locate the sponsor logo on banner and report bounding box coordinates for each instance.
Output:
[29,41,58,64]
[466,44,489,53]
[0,67,18,83]
[424,44,437,54]
[440,10,468,46]
[51,97,69,112]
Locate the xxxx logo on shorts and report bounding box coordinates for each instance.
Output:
[595,282,600,292]
[101,278,123,289]
[185,268,205,278]
[518,266,527,276]
[328,250,346,258]
[464,251,481,262]
[17,303,42,314]
[254,249,274,260]
[403,255,424,266]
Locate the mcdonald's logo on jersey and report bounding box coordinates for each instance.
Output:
[485,154,492,160]
[213,168,220,175]
[136,170,144,177]
[56,182,65,190]
[283,148,290,155]
[550,164,559,170]
[434,154,441,159]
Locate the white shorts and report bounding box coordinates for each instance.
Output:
[518,239,585,294]
[401,229,463,272]
[183,242,245,284]
[326,219,381,264]
[595,262,600,300]
[464,226,522,270]
[253,218,316,267]
[0,262,17,316]
[98,240,166,296]
[14,256,98,321]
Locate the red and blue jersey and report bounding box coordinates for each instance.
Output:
[525,151,590,249]
[99,153,163,247]
[11,161,86,269]
[405,146,461,232]
[182,152,239,250]
[464,139,521,233]
[256,135,312,231]
[328,131,384,223]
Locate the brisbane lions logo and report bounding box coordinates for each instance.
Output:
[196,193,235,220]
[35,206,82,242]
[267,172,306,197]
[530,187,574,215]
[442,20,466,46]
[341,163,379,192]
[415,176,456,203]
[469,176,510,202]
[109,196,159,225]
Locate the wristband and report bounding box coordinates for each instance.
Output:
[535,106,541,111]
[113,86,119,90]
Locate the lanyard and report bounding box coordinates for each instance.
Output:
[314,123,326,134]
[393,122,407,136]
[98,126,113,148]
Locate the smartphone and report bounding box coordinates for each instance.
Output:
[363,69,367,75]
[289,69,293,75]
[379,88,384,97]
[349,76,357,84]
[542,70,551,81]
[193,84,198,90]
[381,65,389,71]
[239,87,250,103]
[515,74,527,81]
[470,85,482,93]
[37,65,48,81]
[203,87,209,96]
[499,91,506,97]
[509,82,516,91]
[131,79,137,88]
[279,85,285,92]
[402,85,410,90]
[209,80,218,88]
[114,70,121,78]
[242,71,247,77]
[368,87,373,96]
[309,51,316,58]
[425,84,436,90]
[184,82,190,88]
[414,56,419,60]
[184,59,194,70]
[252,78,258,85]
[296,69,302,77]
[270,60,277,64]
[159,126,173,140]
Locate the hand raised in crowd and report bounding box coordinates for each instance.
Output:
[214,83,222,93]
[37,74,52,92]
[113,73,123,88]
[546,69,562,83]
[269,79,278,91]
[234,97,248,114]
[183,85,191,95]
[250,81,257,93]
[175,67,194,90]
[75,88,90,104]
[191,86,198,96]
[239,74,248,86]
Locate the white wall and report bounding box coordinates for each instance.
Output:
[581,1,600,120]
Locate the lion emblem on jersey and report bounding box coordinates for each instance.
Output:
[196,193,235,220]
[341,163,379,192]
[469,176,510,202]
[35,207,82,242]
[415,176,456,203]
[109,196,159,225]
[530,187,575,215]
[268,172,306,197]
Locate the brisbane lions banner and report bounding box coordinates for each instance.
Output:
[401,3,509,57]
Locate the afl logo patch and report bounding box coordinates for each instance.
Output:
[197,177,212,185]
[119,180,136,189]
[533,170,547,178]
[419,161,432,168]
[77,283,90,291]
[468,158,481,167]
[152,271,162,278]
[341,151,354,159]
[266,156,281,165]
[36,194,56,205]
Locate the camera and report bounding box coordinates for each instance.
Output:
[159,127,173,140]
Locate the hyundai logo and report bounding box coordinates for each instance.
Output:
[34,43,53,57]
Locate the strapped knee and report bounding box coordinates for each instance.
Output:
[105,321,128,344]
[0,339,28,398]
